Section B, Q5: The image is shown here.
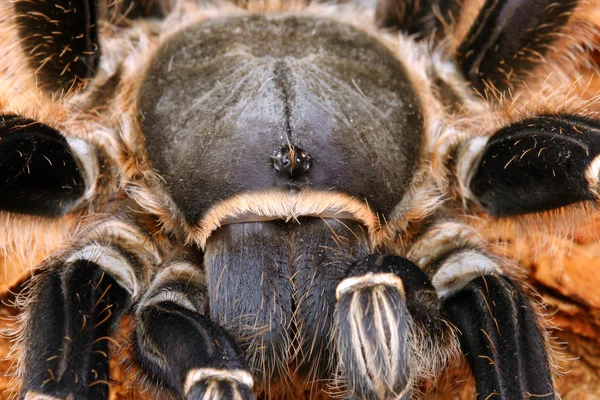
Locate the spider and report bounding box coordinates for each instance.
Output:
[0,0,599,399]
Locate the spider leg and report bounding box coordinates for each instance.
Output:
[13,0,99,91]
[409,220,554,399]
[21,260,129,400]
[131,260,255,400]
[19,216,153,400]
[334,255,454,400]
[455,114,600,216]
[443,274,554,400]
[455,0,580,93]
[0,115,106,217]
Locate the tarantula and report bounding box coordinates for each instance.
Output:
[0,0,599,398]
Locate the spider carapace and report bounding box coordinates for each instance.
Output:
[140,15,422,221]
[1,0,599,399]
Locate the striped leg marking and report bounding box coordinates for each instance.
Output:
[335,255,453,400]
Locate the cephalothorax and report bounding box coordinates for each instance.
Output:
[0,0,598,399]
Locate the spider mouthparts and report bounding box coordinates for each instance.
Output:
[203,217,370,386]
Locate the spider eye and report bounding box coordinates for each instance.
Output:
[271,146,311,178]
[138,15,424,226]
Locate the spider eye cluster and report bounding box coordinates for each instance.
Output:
[271,145,311,178]
[136,14,424,225]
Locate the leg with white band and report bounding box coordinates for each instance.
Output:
[414,222,556,399]
[18,214,155,400]
[20,251,135,399]
[334,255,454,400]
[131,260,255,400]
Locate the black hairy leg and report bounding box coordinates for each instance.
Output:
[0,115,101,217]
[443,275,554,400]
[463,115,600,216]
[335,255,453,400]
[20,259,130,400]
[456,0,579,93]
[0,116,85,216]
[403,219,556,399]
[13,0,99,92]
[18,214,155,400]
[131,261,254,400]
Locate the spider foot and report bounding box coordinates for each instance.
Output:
[443,275,555,400]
